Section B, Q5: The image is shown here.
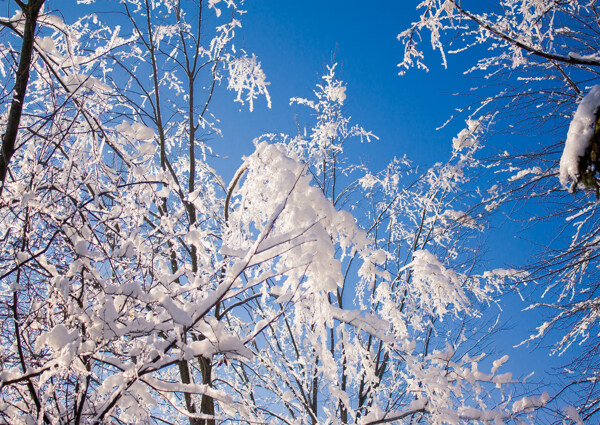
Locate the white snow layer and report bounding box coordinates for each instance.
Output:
[560,85,600,185]
[116,120,155,141]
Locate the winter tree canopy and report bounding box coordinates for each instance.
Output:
[0,0,596,424]
[401,0,600,422]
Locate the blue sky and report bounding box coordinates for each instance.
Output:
[211,0,472,173]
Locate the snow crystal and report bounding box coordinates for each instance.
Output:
[560,85,600,185]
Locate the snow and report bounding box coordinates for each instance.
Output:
[35,324,79,352]
[491,354,509,374]
[157,294,193,327]
[116,120,156,141]
[563,406,584,424]
[512,392,550,413]
[452,118,482,151]
[185,319,253,360]
[64,73,112,93]
[326,84,346,103]
[560,85,600,185]
[568,52,600,62]
[37,36,57,54]
[507,166,542,182]
[408,249,469,318]
[208,0,224,17]
[74,239,89,256]
[0,6,565,422]
[359,172,377,189]
[329,306,391,341]
[227,54,271,112]
[484,268,522,278]
[443,209,480,229]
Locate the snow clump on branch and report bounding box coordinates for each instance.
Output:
[560,85,600,187]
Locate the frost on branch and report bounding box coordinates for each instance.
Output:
[452,117,489,152]
[208,0,236,18]
[289,64,377,169]
[227,53,271,111]
[559,85,600,193]
[407,249,469,319]
[363,349,550,425]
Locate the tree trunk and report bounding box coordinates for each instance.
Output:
[0,0,45,191]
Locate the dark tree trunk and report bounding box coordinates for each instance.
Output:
[0,0,45,192]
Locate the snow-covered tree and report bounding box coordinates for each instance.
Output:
[227,65,544,425]
[0,1,551,424]
[401,1,600,422]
